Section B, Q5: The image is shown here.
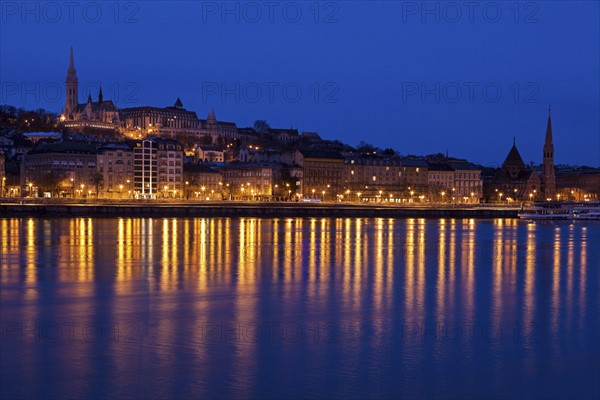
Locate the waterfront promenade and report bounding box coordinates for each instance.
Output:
[0,199,519,218]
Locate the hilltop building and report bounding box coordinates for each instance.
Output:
[60,48,121,133]
[121,98,201,142]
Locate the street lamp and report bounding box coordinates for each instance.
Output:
[441,191,446,203]
[119,184,124,199]
[312,189,315,199]
[29,182,33,198]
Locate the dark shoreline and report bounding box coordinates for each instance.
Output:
[0,202,520,219]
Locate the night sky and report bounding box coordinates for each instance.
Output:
[1,1,598,166]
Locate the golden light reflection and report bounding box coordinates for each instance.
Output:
[405,218,415,314]
[309,218,317,284]
[552,226,561,334]
[1,215,596,374]
[448,219,456,309]
[524,222,536,324]
[578,226,587,331]
[26,218,36,289]
[416,218,425,315]
[437,218,446,317]
[492,218,504,336]
[272,219,279,278]
[374,218,384,310]
[566,224,574,323]
[461,218,476,328]
[354,218,363,298]
[160,218,173,291]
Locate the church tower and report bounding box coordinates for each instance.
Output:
[65,47,79,117]
[542,106,556,199]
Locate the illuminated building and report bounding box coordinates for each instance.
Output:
[133,137,184,198]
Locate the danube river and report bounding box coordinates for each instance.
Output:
[1,217,598,399]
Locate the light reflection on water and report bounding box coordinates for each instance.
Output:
[0,217,598,399]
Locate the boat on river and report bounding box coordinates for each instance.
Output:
[518,201,600,220]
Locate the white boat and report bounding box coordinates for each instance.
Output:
[572,203,600,220]
[574,212,600,220]
[518,203,571,220]
[519,201,600,220]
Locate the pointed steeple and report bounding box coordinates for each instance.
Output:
[69,46,75,72]
[174,97,183,109]
[545,105,553,144]
[64,46,79,116]
[542,105,555,198]
[98,85,103,103]
[208,108,216,121]
[87,94,92,103]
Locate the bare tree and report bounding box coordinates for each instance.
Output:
[89,172,104,198]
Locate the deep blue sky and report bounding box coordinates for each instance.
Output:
[1,1,598,166]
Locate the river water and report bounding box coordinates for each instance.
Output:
[1,217,598,399]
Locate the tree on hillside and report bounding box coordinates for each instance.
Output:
[253,120,271,133]
[357,141,377,154]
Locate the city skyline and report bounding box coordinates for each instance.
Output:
[1,1,598,166]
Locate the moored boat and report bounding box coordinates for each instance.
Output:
[572,202,600,220]
[519,201,600,220]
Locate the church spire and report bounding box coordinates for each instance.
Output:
[542,105,555,199]
[545,105,553,144]
[98,85,103,103]
[64,46,79,116]
[69,46,75,72]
